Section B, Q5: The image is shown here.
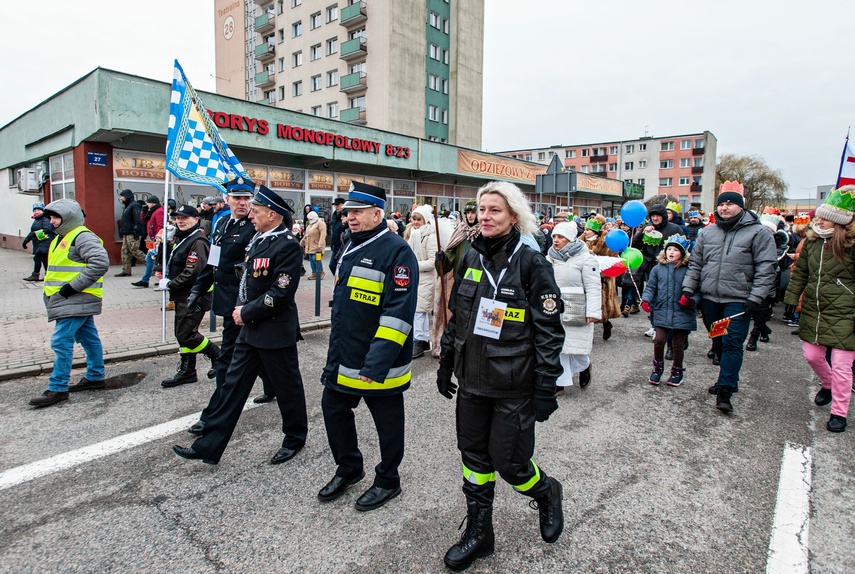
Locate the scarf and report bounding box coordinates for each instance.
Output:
[715,212,741,233]
[811,221,834,239]
[548,239,586,262]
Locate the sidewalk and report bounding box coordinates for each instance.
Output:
[0,247,334,382]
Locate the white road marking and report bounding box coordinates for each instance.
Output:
[766,442,812,574]
[0,400,262,491]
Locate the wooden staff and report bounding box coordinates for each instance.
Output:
[433,208,447,326]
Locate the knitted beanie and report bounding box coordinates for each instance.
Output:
[815,185,855,225]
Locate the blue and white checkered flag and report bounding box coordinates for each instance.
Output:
[165,60,247,193]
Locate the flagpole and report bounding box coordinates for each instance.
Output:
[836,127,850,188]
[161,171,170,343]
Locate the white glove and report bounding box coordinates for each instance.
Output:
[157,278,170,291]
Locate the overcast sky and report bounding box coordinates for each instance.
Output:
[2,0,851,199]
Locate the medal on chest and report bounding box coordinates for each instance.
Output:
[253,257,270,277]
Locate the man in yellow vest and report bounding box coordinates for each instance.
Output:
[29,199,109,408]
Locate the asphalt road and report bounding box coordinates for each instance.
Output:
[1,313,853,573]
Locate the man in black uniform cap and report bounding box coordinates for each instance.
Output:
[172,185,308,465]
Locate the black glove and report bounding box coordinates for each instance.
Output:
[534,376,559,422]
[58,284,78,299]
[435,251,446,264]
[22,241,28,249]
[436,350,457,399]
[745,299,763,315]
[186,292,202,314]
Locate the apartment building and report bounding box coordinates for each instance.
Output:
[498,131,718,214]
[214,0,484,149]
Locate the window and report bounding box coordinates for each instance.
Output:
[525,154,531,161]
[429,43,440,60]
[278,57,285,72]
[349,95,365,108]
[660,141,674,151]
[659,177,672,187]
[660,160,673,169]
[277,0,284,14]
[638,178,645,186]
[680,158,690,168]
[639,143,647,151]
[310,44,322,60]
[292,21,302,37]
[693,158,703,168]
[593,147,607,156]
[428,105,439,121]
[292,80,302,96]
[566,150,576,158]
[681,140,691,150]
[580,165,589,173]
[625,144,634,154]
[442,109,448,125]
[443,49,449,65]
[311,75,322,91]
[625,179,633,184]
[639,160,647,168]
[326,5,338,22]
[349,61,365,74]
[292,51,302,67]
[592,164,606,173]
[624,162,633,170]
[278,85,286,100]
[277,28,285,43]
[442,78,448,94]
[349,27,365,39]
[429,74,439,91]
[49,152,75,200]
[326,69,338,86]
[327,101,338,118]
[429,11,440,28]
[608,163,617,172]
[537,152,545,160]
[310,12,322,29]
[679,177,690,186]
[291,0,301,6]
[609,146,618,155]
[443,18,449,34]
[694,138,704,148]
[428,136,439,142]
[264,88,276,102]
[326,37,338,55]
[311,105,322,116]
[581,149,590,157]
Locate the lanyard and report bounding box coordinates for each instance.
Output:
[341,228,390,260]
[479,241,522,300]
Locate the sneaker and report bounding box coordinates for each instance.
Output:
[131,280,149,288]
[787,320,800,327]
[644,327,655,338]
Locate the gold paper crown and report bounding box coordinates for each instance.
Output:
[794,215,811,225]
[719,180,744,194]
[763,206,779,215]
[666,201,682,214]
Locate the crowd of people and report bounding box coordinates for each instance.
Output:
[21,176,855,570]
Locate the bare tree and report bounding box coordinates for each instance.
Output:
[715,154,788,212]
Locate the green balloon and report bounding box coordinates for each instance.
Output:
[621,247,643,270]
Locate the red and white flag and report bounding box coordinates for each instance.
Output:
[838,135,855,187]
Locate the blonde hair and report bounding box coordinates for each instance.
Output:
[476,181,537,236]
[657,246,690,267]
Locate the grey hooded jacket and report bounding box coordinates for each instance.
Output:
[682,209,777,305]
[42,199,109,321]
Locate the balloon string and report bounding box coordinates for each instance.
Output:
[629,267,642,301]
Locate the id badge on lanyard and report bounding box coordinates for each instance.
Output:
[472,241,522,340]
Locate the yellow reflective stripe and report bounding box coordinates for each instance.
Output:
[375,325,407,346]
[347,275,384,293]
[511,461,541,492]
[350,289,379,305]
[207,284,214,293]
[180,337,209,354]
[504,307,525,322]
[464,268,482,282]
[337,369,411,390]
[462,463,496,485]
[44,226,104,298]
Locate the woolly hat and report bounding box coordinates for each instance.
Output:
[815,185,855,225]
[716,181,745,209]
[306,210,318,222]
[552,221,578,241]
[413,203,434,224]
[759,213,779,232]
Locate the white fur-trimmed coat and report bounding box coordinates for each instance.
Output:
[548,248,602,355]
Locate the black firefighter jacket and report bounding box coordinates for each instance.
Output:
[191,215,255,316]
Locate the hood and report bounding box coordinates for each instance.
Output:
[413,204,436,234]
[119,189,135,203]
[648,204,667,218]
[43,198,84,236]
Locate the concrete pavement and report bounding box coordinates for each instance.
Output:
[0,247,334,382]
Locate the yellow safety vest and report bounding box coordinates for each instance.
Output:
[43,226,104,298]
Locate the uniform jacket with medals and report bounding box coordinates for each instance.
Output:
[323,222,419,397]
[167,227,210,303]
[191,215,255,316]
[237,223,303,349]
[440,229,564,399]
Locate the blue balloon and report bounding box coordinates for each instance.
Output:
[621,200,648,228]
[605,229,630,253]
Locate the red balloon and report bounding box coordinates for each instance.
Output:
[601,261,627,278]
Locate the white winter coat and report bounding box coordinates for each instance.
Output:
[548,247,602,355]
[408,222,437,313]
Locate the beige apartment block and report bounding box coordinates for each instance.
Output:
[214,0,483,149]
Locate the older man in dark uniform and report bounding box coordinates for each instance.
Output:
[318,182,418,511]
[173,186,308,465]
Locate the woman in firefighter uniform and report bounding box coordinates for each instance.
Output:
[436,181,565,571]
[159,204,219,388]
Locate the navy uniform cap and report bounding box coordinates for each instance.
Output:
[344,181,386,209]
[251,185,294,216]
[224,176,255,197]
[174,204,200,218]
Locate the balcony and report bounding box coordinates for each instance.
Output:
[340,37,367,60]
[255,70,275,89]
[690,183,702,192]
[340,71,367,93]
[254,43,276,62]
[692,147,705,156]
[340,1,367,26]
[691,166,704,175]
[253,0,273,5]
[589,155,608,163]
[254,12,275,34]
[341,106,367,124]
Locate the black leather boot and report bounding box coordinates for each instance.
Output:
[161,354,198,387]
[745,331,759,352]
[201,340,221,379]
[531,476,564,543]
[443,498,495,571]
